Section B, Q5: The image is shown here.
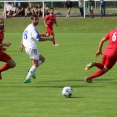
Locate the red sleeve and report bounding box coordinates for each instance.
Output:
[104,32,110,40]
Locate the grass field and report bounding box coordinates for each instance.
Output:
[1,17,117,117]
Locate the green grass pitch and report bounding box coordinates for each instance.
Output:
[0,17,117,117]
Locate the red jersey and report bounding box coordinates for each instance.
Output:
[45,14,56,27]
[0,29,4,54]
[104,28,117,54]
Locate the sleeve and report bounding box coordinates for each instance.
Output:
[32,28,41,41]
[104,32,110,40]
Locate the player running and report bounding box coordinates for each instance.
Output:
[40,8,59,46]
[19,14,53,83]
[85,28,117,83]
[0,17,16,79]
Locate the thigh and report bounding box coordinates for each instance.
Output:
[46,27,53,35]
[0,52,11,62]
[102,54,116,69]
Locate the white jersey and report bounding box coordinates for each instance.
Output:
[22,24,41,49]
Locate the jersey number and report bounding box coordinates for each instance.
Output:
[24,30,28,39]
[112,32,117,41]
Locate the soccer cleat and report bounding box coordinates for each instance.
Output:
[85,78,93,83]
[0,72,2,80]
[32,74,36,79]
[24,78,31,83]
[54,44,59,46]
[28,69,36,79]
[85,61,96,70]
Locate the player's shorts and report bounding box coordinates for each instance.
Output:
[25,47,40,60]
[88,6,93,10]
[102,51,117,69]
[46,27,54,35]
[0,52,11,62]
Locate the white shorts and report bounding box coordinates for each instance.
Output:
[25,47,40,60]
[88,6,93,10]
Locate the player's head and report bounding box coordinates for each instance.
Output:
[0,17,4,30]
[50,8,54,14]
[31,14,39,26]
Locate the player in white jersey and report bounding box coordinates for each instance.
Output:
[19,14,53,83]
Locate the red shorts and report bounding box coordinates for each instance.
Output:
[0,52,11,62]
[102,51,117,69]
[46,27,54,35]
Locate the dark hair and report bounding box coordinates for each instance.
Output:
[31,14,38,20]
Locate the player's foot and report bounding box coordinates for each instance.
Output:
[32,74,36,79]
[0,72,2,80]
[85,61,96,70]
[24,78,31,83]
[85,78,93,83]
[28,69,36,79]
[54,44,59,46]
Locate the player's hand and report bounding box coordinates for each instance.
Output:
[45,24,47,27]
[2,48,7,51]
[95,51,102,57]
[19,45,23,51]
[5,43,11,47]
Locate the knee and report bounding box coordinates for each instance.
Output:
[42,57,45,63]
[103,67,108,72]
[10,62,16,68]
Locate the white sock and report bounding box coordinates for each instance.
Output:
[26,66,37,79]
[38,60,42,66]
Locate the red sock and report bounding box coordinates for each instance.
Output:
[40,34,46,37]
[95,62,104,70]
[88,70,105,80]
[0,64,11,72]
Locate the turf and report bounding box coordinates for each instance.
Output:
[0,17,117,117]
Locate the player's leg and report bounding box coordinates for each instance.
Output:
[24,48,39,83]
[85,55,116,83]
[49,28,59,46]
[0,52,16,79]
[68,8,71,16]
[26,55,45,82]
[66,8,70,17]
[40,27,50,37]
[24,48,45,83]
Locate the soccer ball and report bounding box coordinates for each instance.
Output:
[62,86,73,98]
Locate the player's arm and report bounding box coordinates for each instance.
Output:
[95,37,108,57]
[0,43,11,51]
[19,38,24,51]
[55,19,58,27]
[32,28,53,41]
[0,43,11,47]
[44,19,48,27]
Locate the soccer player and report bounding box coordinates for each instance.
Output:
[19,14,53,83]
[0,17,16,79]
[85,28,117,83]
[40,8,59,46]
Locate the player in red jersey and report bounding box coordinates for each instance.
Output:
[0,17,16,79]
[85,28,117,83]
[40,8,59,46]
